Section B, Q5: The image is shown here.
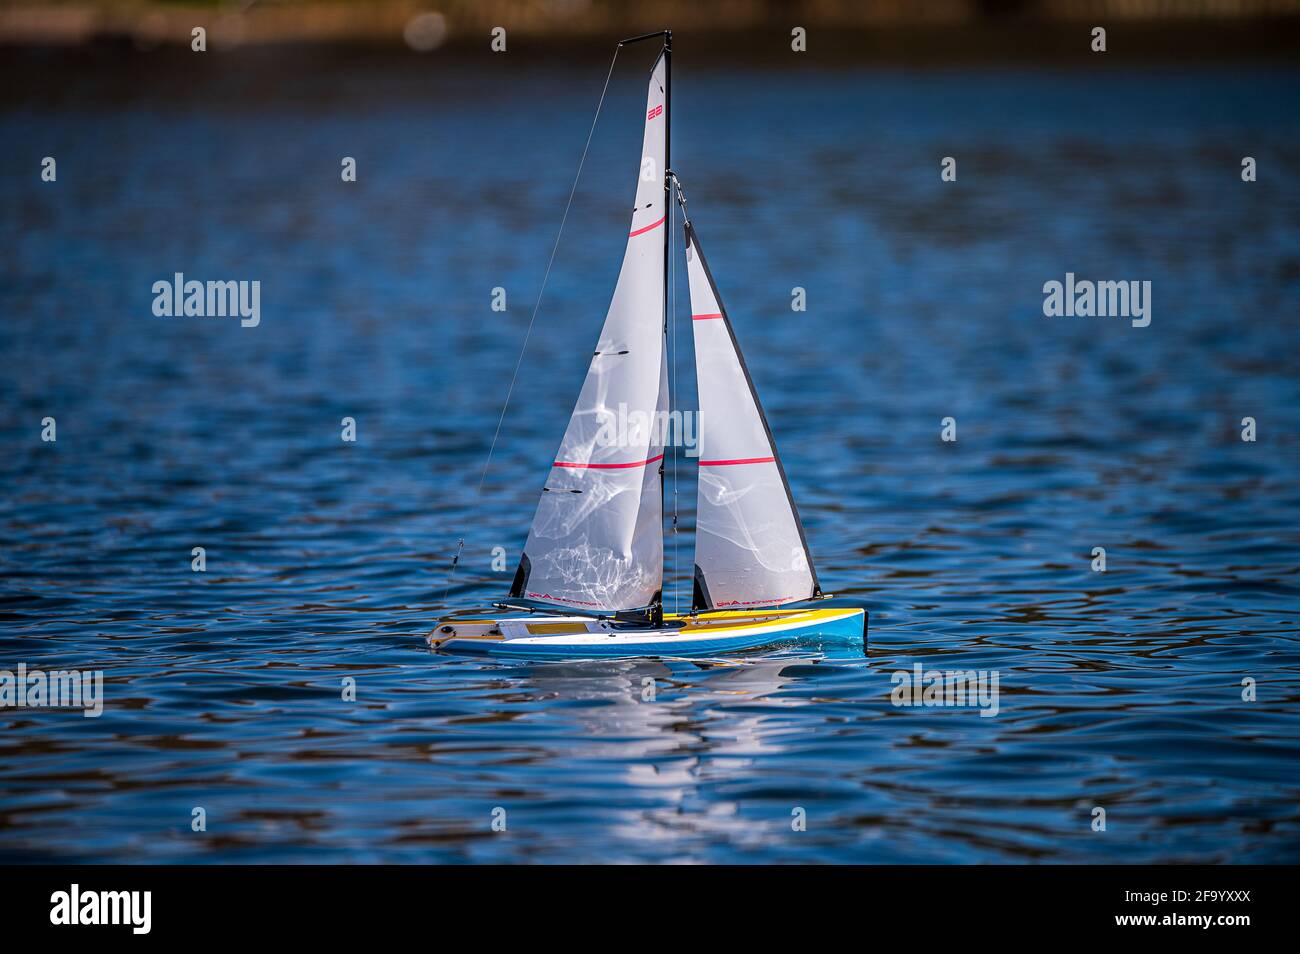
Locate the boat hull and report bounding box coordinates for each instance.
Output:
[429,607,866,659]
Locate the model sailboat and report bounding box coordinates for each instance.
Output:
[431,33,865,658]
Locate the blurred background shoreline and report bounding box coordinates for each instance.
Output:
[3,0,1300,64]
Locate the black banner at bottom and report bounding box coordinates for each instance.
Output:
[0,864,1281,940]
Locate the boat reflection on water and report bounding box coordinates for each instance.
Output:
[499,655,813,848]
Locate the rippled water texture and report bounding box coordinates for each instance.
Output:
[2,53,1299,862]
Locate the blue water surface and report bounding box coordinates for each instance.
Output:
[2,54,1299,862]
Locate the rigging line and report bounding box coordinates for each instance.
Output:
[474,43,622,498]
[439,537,464,606]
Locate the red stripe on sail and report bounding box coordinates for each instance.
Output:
[629,215,666,237]
[692,313,723,320]
[698,456,777,466]
[553,454,665,470]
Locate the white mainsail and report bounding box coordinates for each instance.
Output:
[510,53,668,613]
[683,220,821,610]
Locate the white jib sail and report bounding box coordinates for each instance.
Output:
[511,54,668,613]
[684,220,821,610]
